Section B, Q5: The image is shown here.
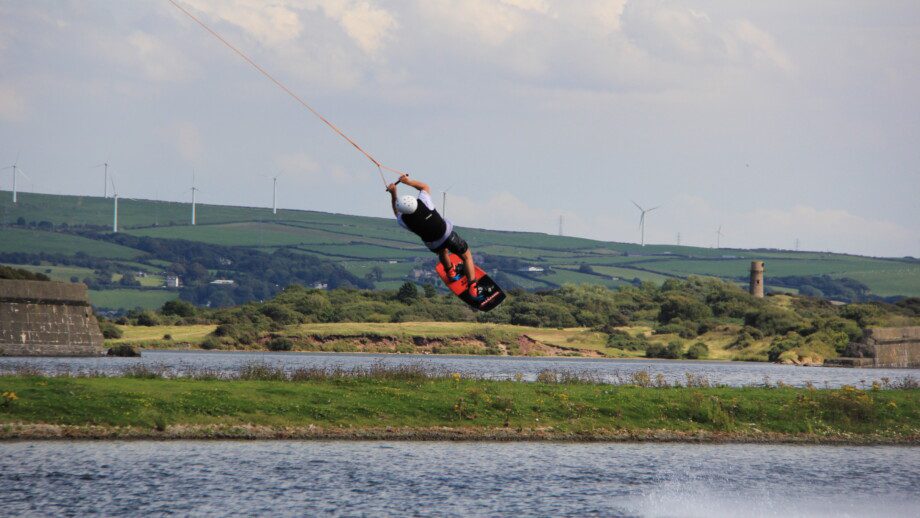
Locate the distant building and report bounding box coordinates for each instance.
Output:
[165,275,180,289]
[311,282,329,290]
[209,279,235,286]
[522,266,544,273]
[412,269,435,280]
[388,260,398,264]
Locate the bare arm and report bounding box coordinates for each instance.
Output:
[397,174,429,193]
[386,182,398,216]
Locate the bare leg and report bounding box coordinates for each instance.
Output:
[461,249,477,285]
[438,248,453,271]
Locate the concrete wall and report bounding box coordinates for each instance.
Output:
[865,327,920,369]
[0,279,105,357]
[833,326,920,368]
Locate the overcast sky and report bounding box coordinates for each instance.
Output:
[1,1,918,257]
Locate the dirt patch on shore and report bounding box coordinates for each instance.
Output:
[2,422,916,444]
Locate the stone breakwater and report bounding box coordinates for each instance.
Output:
[0,279,104,356]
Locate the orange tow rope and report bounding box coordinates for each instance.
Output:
[167,0,402,187]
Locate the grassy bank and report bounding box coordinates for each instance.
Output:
[1,374,917,443]
[108,321,772,360]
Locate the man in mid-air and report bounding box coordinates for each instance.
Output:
[387,174,481,299]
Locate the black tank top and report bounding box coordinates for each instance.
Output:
[401,200,448,243]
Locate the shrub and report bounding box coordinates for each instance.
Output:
[646,340,684,359]
[767,332,805,362]
[728,332,756,349]
[163,334,173,340]
[654,319,700,338]
[665,341,685,359]
[213,323,262,345]
[397,282,418,304]
[136,312,159,327]
[840,304,881,327]
[161,299,196,317]
[259,303,301,325]
[107,344,140,357]
[744,306,803,335]
[267,337,294,352]
[98,321,123,339]
[658,293,712,324]
[685,342,709,359]
[606,330,649,351]
[805,329,850,355]
[200,336,222,350]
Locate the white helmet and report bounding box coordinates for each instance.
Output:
[395,195,418,214]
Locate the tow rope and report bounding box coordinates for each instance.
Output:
[167,0,400,187]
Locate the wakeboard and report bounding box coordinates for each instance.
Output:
[436,253,506,312]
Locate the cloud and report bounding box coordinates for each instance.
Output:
[620,1,792,71]
[729,19,793,72]
[275,152,360,185]
[183,0,304,48]
[415,0,540,47]
[159,121,204,162]
[173,0,398,91]
[276,151,320,177]
[126,31,193,82]
[184,0,397,56]
[0,83,25,121]
[322,1,398,55]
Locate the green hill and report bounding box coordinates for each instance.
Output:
[1,191,918,309]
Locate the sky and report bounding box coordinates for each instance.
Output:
[0,0,918,257]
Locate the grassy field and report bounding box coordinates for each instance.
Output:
[129,222,355,247]
[2,263,96,282]
[88,289,178,310]
[1,375,917,442]
[0,227,141,259]
[3,192,919,302]
[110,324,217,345]
[836,267,920,297]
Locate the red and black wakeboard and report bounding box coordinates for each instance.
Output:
[436,253,506,312]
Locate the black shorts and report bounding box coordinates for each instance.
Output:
[432,231,469,256]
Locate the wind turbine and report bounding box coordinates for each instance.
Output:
[2,154,30,203]
[632,201,660,247]
[94,160,111,198]
[190,170,199,225]
[715,225,725,249]
[271,172,281,214]
[441,184,454,217]
[110,177,119,233]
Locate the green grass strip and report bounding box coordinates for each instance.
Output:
[1,377,918,442]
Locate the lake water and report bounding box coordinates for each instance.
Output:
[1,441,917,517]
[1,350,917,388]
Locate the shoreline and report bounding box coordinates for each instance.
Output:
[2,423,917,444]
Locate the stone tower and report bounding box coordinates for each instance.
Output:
[749,261,764,298]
